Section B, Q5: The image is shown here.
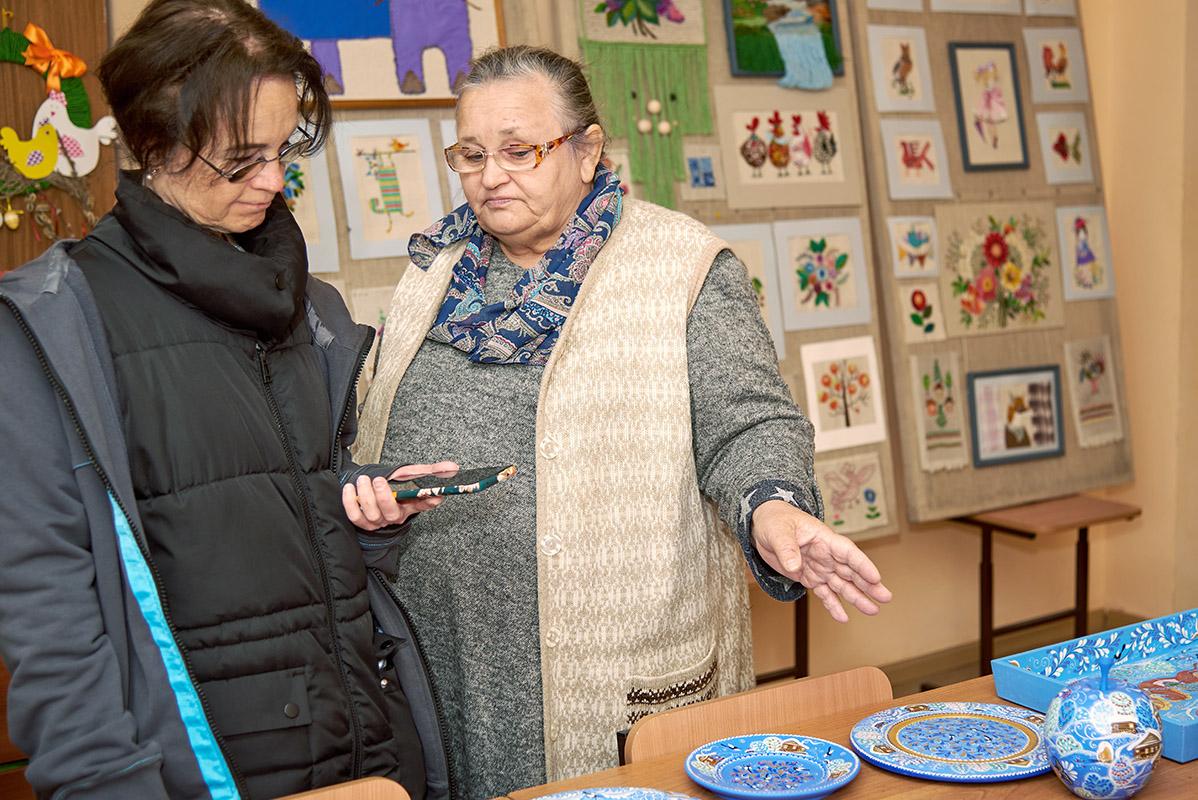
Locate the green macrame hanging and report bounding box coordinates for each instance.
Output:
[580,39,712,208]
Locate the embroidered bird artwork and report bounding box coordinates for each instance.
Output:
[898,139,934,175]
[899,224,931,267]
[767,110,790,177]
[822,461,876,516]
[32,90,117,178]
[1,122,60,180]
[740,116,767,177]
[812,111,837,175]
[790,114,812,176]
[891,41,914,97]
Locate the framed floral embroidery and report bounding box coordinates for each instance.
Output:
[582,0,706,44]
[897,280,946,343]
[867,25,935,113]
[283,148,339,273]
[937,202,1065,337]
[800,336,888,452]
[879,119,954,200]
[887,216,939,277]
[710,223,786,359]
[1022,27,1090,104]
[948,42,1028,171]
[1064,335,1124,448]
[967,365,1064,467]
[773,217,872,331]
[1036,111,1095,185]
[815,451,891,536]
[1056,205,1116,301]
[910,352,970,472]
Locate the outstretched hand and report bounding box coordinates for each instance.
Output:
[751,499,892,622]
[342,461,459,532]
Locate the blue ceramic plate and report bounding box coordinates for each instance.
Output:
[849,701,1051,783]
[536,790,700,800]
[684,733,861,799]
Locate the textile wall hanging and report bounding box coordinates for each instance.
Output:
[1063,335,1124,448]
[721,0,844,88]
[849,2,1132,520]
[773,216,873,331]
[713,84,863,209]
[866,25,936,113]
[579,0,711,207]
[800,335,887,452]
[256,0,504,106]
[936,201,1065,337]
[867,0,923,10]
[333,118,444,260]
[814,450,892,539]
[284,149,339,273]
[710,222,786,359]
[679,142,728,201]
[1021,26,1089,104]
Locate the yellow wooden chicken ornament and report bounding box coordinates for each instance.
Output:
[1,121,60,180]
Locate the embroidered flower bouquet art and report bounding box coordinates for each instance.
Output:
[937,203,1065,338]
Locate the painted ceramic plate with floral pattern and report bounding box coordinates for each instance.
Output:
[849,701,1051,782]
[684,733,860,799]
[536,790,700,800]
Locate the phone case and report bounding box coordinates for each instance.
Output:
[390,465,517,500]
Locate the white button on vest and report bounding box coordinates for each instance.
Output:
[545,629,560,648]
[540,434,559,459]
[540,534,562,556]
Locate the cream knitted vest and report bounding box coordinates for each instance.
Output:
[354,199,755,781]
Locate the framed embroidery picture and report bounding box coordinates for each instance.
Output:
[710,223,786,359]
[1064,335,1124,448]
[714,84,863,209]
[773,217,872,331]
[1023,27,1090,104]
[948,42,1028,171]
[722,0,844,80]
[1036,111,1095,185]
[679,142,727,202]
[868,0,923,9]
[937,201,1065,338]
[910,352,970,472]
[800,336,888,452]
[896,280,946,344]
[256,0,504,107]
[887,216,939,277]
[878,119,954,200]
[283,148,339,273]
[930,0,1021,11]
[1025,0,1077,15]
[1056,205,1116,300]
[967,365,1064,467]
[814,451,891,536]
[333,118,444,260]
[867,25,935,113]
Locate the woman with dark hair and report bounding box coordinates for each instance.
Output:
[0,1,452,798]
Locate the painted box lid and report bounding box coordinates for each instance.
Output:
[992,609,1198,763]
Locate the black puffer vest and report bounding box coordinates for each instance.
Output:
[68,173,429,799]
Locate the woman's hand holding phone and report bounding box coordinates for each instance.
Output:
[343,461,460,532]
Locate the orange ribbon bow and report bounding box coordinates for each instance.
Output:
[21,23,87,92]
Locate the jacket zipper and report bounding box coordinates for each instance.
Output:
[331,328,375,475]
[1,297,251,797]
[255,341,364,778]
[368,568,457,799]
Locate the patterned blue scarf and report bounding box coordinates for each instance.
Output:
[408,165,623,365]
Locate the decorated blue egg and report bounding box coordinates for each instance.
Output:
[1043,654,1163,799]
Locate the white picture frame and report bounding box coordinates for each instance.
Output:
[1036,111,1095,184]
[801,336,888,452]
[1057,205,1116,301]
[772,216,873,332]
[284,148,339,273]
[439,118,466,210]
[867,0,924,9]
[710,223,785,359]
[679,142,728,202]
[867,25,936,113]
[886,216,939,277]
[1023,27,1090,104]
[333,118,444,261]
[879,119,954,199]
[1025,0,1077,16]
[930,0,1021,12]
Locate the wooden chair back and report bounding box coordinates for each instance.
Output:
[623,665,893,763]
[281,777,410,800]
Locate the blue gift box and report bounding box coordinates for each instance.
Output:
[992,609,1198,763]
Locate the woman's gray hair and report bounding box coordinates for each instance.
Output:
[457,46,604,151]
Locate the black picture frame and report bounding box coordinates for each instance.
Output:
[967,365,1065,468]
[723,0,845,79]
[948,42,1029,172]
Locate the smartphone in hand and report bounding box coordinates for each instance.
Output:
[390,465,517,500]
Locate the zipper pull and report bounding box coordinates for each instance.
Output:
[256,342,272,386]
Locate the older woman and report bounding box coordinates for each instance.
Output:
[355,46,893,797]
[0,2,456,798]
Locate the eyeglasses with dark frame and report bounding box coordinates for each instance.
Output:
[194,127,315,183]
[444,130,583,174]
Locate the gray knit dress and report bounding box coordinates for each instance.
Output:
[380,247,821,799]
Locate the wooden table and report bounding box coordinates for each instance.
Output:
[951,494,1141,675]
[505,676,1194,799]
